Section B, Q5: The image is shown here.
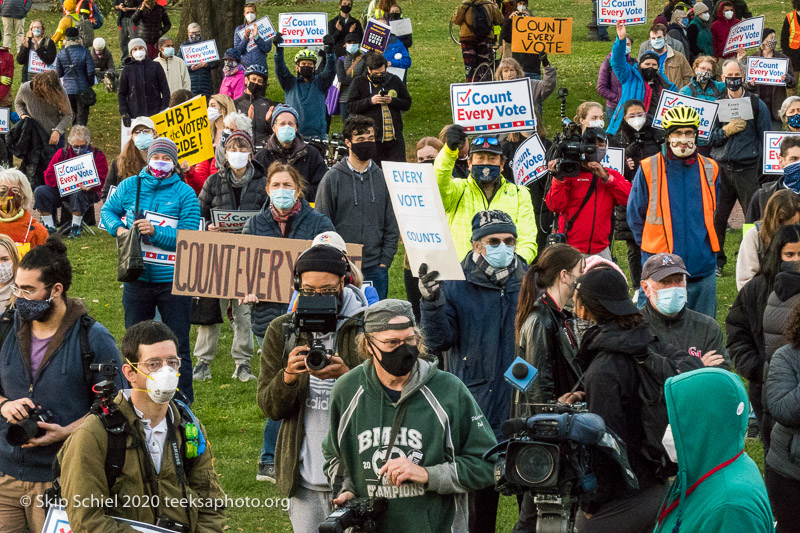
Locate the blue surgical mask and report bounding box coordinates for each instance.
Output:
[270,188,296,210]
[655,286,687,315]
[32,29,42,37]
[133,133,154,150]
[276,125,296,144]
[783,160,800,192]
[625,45,632,55]
[345,43,359,54]
[650,37,665,50]
[788,114,800,130]
[472,164,501,183]
[162,47,174,58]
[485,243,515,268]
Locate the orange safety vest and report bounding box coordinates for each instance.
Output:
[640,153,720,255]
[788,11,800,50]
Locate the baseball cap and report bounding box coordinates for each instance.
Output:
[642,253,689,282]
[130,116,156,132]
[468,136,503,156]
[575,268,639,316]
[312,231,347,254]
[364,299,415,333]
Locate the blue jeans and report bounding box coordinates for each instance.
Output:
[339,102,349,120]
[361,266,389,300]
[687,273,717,319]
[122,281,194,403]
[255,335,282,464]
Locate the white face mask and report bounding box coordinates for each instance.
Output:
[245,12,256,23]
[207,106,221,123]
[662,424,678,463]
[699,13,710,21]
[627,116,647,131]
[588,119,605,129]
[0,262,13,284]
[724,10,734,20]
[145,366,179,404]
[669,135,697,157]
[227,151,250,170]
[132,49,146,61]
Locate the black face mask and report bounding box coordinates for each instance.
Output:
[299,66,315,79]
[371,340,419,377]
[349,141,376,161]
[781,260,800,273]
[370,73,387,86]
[725,76,743,91]
[248,82,265,98]
[388,13,401,21]
[640,67,658,81]
[340,4,352,14]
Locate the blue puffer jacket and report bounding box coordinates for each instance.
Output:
[607,37,676,136]
[241,199,335,338]
[421,254,527,439]
[100,169,201,284]
[0,0,32,19]
[0,301,124,482]
[55,44,95,95]
[177,40,219,97]
[233,23,272,71]
[383,35,411,70]
[274,47,336,140]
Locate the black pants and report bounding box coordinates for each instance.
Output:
[68,93,90,126]
[403,267,421,323]
[627,239,643,287]
[468,486,499,533]
[713,162,760,268]
[575,481,667,533]
[375,137,406,167]
[766,466,800,533]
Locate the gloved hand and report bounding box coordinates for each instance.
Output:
[272,33,284,46]
[445,124,467,151]
[722,118,747,137]
[418,263,442,302]
[0,76,10,86]
[122,114,131,128]
[323,34,335,52]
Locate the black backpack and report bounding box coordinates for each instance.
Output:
[465,1,493,39]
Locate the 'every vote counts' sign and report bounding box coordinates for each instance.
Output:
[450,79,535,134]
[652,90,719,141]
[723,16,764,55]
[278,12,327,46]
[763,131,800,174]
[54,153,100,197]
[511,134,548,186]
[597,0,648,26]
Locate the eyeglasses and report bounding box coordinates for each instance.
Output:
[299,286,340,296]
[472,137,499,146]
[371,335,417,351]
[132,357,181,373]
[483,237,516,247]
[10,283,52,298]
[0,186,21,196]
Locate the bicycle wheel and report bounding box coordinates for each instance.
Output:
[473,62,494,83]
[449,20,460,45]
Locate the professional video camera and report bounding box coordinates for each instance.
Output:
[319,496,388,533]
[545,88,597,178]
[291,293,339,371]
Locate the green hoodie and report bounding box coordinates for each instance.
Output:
[655,369,774,533]
[322,357,497,533]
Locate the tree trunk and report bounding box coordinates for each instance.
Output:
[179,0,245,90]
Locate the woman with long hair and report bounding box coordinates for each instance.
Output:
[0,167,49,254]
[575,101,605,133]
[103,117,155,199]
[0,234,20,313]
[14,70,72,148]
[17,19,56,83]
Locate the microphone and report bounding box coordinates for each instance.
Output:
[503,357,539,393]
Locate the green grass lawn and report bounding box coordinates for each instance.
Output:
[18,0,784,530]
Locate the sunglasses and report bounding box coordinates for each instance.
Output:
[472,137,499,146]
[484,237,516,247]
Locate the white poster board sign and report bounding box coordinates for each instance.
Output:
[745,56,789,86]
[0,107,9,134]
[28,49,55,74]
[602,147,625,175]
[121,119,132,151]
[210,209,260,233]
[382,162,465,280]
[723,16,764,55]
[142,210,178,265]
[237,15,277,52]
[180,39,219,66]
[450,78,535,134]
[717,98,754,122]
[278,12,328,47]
[98,184,118,231]
[43,506,175,533]
[763,131,800,175]
[597,0,648,26]
[511,133,548,186]
[390,18,413,36]
[652,90,719,141]
[54,153,100,197]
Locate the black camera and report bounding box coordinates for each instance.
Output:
[319,496,388,533]
[546,88,598,177]
[293,294,339,371]
[155,518,191,533]
[6,404,55,446]
[306,339,334,371]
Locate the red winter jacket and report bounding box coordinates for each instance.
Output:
[184,157,218,195]
[0,48,13,105]
[43,145,109,194]
[710,2,740,59]
[545,167,631,255]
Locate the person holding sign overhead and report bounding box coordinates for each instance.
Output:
[234,3,274,74]
[178,23,219,98]
[16,19,56,83]
[741,29,797,131]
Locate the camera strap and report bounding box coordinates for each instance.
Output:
[565,172,599,232]
[371,401,408,505]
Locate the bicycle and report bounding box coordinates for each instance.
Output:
[472,42,500,83]
[305,134,350,168]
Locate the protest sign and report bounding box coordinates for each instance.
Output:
[151,95,214,166]
[171,232,363,303]
[43,506,175,533]
[28,49,55,74]
[387,66,406,80]
[179,39,219,67]
[142,211,178,266]
[278,12,327,46]
[361,18,392,53]
[717,98,754,122]
[652,90,719,141]
[237,15,277,52]
[390,18,412,36]
[211,209,260,233]
[511,134,548,186]
[723,16,764,55]
[121,120,132,151]
[382,162,465,280]
[763,131,800,174]
[98,185,117,231]
[597,0,648,26]
[602,147,625,175]
[54,153,100,197]
[511,17,573,54]
[745,56,789,86]
[450,79,535,134]
[0,107,9,134]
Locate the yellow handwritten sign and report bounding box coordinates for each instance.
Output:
[511,17,573,55]
[150,95,214,167]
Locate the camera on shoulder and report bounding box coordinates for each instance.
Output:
[292,294,339,371]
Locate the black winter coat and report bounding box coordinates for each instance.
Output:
[8,117,56,178]
[726,274,769,384]
[234,94,278,149]
[746,178,783,224]
[17,38,56,83]
[765,342,800,480]
[177,40,218,97]
[131,3,170,45]
[254,135,327,202]
[347,72,411,140]
[118,56,170,118]
[198,162,268,221]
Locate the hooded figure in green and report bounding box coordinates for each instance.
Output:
[654,368,774,533]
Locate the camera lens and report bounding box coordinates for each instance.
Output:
[7,418,43,446]
[515,444,555,485]
[306,348,330,371]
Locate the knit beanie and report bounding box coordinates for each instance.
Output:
[128,38,147,52]
[471,210,517,242]
[295,245,348,278]
[270,104,300,128]
[692,2,709,16]
[639,50,660,64]
[147,138,179,166]
[224,130,254,152]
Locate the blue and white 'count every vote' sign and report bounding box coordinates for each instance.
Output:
[450,78,535,134]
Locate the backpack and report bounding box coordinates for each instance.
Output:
[465,1,493,39]
[76,17,94,48]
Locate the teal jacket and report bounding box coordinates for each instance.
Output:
[322,358,497,533]
[655,368,774,533]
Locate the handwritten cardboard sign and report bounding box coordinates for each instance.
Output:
[763,131,800,174]
[382,162,465,281]
[150,95,214,167]
[180,39,219,66]
[171,231,363,303]
[602,147,625,175]
[361,18,392,53]
[511,17,573,54]
[450,78,535,134]
[237,15,277,52]
[54,153,100,197]
[746,56,789,86]
[652,90,719,141]
[717,98,754,122]
[278,12,327,47]
[723,16,764,55]
[511,133,548,186]
[211,209,260,233]
[390,18,412,36]
[597,0,648,26]
[28,49,55,74]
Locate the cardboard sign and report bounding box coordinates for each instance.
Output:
[237,15,277,52]
[602,147,625,175]
[597,0,648,26]
[390,18,412,36]
[180,39,219,66]
[450,79,535,134]
[171,231,363,303]
[652,90,719,141]
[763,131,800,174]
[361,18,392,53]
[382,162,465,281]
[142,211,178,265]
[278,12,327,46]
[746,56,789,86]
[717,97,754,122]
[0,107,9,134]
[28,49,55,74]
[54,153,100,197]
[43,506,175,533]
[723,16,764,55]
[150,95,214,167]
[211,209,260,233]
[511,17,573,54]
[511,133,548,186]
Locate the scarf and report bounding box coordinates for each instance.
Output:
[270,199,302,236]
[472,251,516,287]
[227,163,254,189]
